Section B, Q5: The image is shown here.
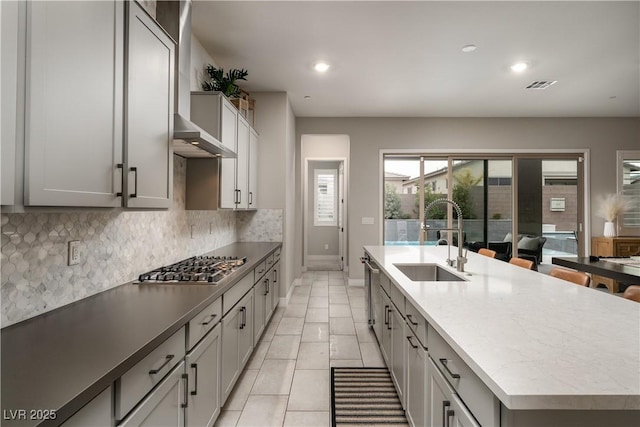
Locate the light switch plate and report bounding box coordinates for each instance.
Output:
[361,217,374,225]
[68,240,80,266]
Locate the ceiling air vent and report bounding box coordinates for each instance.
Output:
[526,80,557,90]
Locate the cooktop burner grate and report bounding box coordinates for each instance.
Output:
[137,255,247,284]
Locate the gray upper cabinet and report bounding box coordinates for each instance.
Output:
[24,0,124,207]
[190,92,259,210]
[248,128,258,209]
[124,1,174,209]
[235,115,250,209]
[6,0,174,209]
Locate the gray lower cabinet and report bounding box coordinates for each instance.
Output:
[405,330,427,427]
[270,260,280,313]
[221,290,254,404]
[427,358,480,427]
[389,303,406,407]
[61,387,112,427]
[119,361,186,427]
[380,290,392,365]
[254,279,267,342]
[185,323,221,427]
[372,278,383,342]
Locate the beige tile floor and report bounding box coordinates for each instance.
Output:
[214,270,385,427]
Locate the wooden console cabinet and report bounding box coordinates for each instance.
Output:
[591,237,640,292]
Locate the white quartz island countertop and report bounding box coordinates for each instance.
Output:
[364,245,640,411]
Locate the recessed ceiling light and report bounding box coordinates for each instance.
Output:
[461,44,477,53]
[304,95,311,99]
[314,62,330,72]
[609,96,617,100]
[510,62,528,72]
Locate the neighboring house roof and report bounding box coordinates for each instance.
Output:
[385,171,411,180]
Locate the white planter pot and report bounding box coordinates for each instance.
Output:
[603,221,616,238]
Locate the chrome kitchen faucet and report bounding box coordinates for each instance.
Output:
[423,198,467,272]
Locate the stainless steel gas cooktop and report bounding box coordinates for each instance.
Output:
[137,255,247,284]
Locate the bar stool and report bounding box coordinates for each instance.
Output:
[509,257,535,270]
[549,268,591,287]
[478,248,497,258]
[623,285,640,303]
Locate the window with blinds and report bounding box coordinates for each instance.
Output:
[314,169,337,226]
[619,152,640,235]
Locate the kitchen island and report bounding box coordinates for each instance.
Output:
[365,245,640,426]
[1,242,281,427]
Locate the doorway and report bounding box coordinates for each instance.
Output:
[304,159,345,271]
[302,134,350,273]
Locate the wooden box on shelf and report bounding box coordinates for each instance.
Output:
[230,89,255,126]
[591,237,640,293]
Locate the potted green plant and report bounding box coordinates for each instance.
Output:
[201,65,248,98]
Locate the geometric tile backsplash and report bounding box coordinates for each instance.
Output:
[1,155,283,327]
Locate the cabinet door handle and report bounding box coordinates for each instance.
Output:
[445,409,455,427]
[181,373,189,408]
[406,314,418,326]
[249,192,253,205]
[129,167,138,198]
[442,400,451,427]
[406,335,419,349]
[439,358,461,379]
[264,279,270,295]
[116,163,124,197]
[273,269,278,283]
[148,354,174,375]
[384,305,389,326]
[200,314,217,326]
[239,307,245,329]
[190,363,198,396]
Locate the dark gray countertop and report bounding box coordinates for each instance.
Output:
[1,242,281,427]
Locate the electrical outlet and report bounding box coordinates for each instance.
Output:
[68,241,80,266]
[190,224,196,239]
[324,244,329,250]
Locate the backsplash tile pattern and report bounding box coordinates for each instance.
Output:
[0,156,239,327]
[237,209,283,242]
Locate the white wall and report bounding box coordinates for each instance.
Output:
[252,92,297,300]
[190,35,217,92]
[296,117,640,280]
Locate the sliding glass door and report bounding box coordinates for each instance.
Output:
[383,152,585,262]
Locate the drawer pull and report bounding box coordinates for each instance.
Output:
[406,314,418,326]
[445,409,455,427]
[181,374,189,408]
[406,335,419,349]
[200,314,217,326]
[239,307,247,329]
[439,358,461,379]
[148,354,174,375]
[190,363,198,396]
[442,400,451,427]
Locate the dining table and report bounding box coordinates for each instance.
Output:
[551,256,640,290]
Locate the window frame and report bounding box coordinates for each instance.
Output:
[314,168,338,227]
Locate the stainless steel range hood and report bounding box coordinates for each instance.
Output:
[157,1,235,159]
[173,113,235,158]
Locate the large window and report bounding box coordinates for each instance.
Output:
[383,153,585,260]
[314,169,337,226]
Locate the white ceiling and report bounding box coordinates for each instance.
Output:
[191,1,640,118]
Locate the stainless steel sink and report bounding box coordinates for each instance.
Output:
[394,263,466,282]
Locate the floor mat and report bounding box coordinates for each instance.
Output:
[331,367,408,426]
